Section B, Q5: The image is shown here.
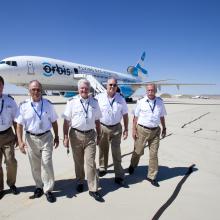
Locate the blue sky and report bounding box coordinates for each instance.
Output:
[0,0,220,95]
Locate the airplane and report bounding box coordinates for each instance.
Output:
[0,52,215,101]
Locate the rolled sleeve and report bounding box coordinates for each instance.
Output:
[62,101,72,121]
[95,103,102,120]
[122,100,128,115]
[49,104,58,123]
[133,101,141,117]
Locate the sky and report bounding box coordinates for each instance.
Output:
[0,0,220,95]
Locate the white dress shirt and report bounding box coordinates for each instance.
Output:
[134,96,167,128]
[15,98,58,134]
[62,95,102,131]
[96,92,128,126]
[0,94,18,131]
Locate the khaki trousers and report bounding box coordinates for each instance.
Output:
[0,128,17,191]
[25,131,54,193]
[130,125,161,180]
[99,123,124,178]
[69,128,98,192]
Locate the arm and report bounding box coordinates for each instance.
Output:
[132,116,138,140]
[160,116,166,138]
[95,120,101,145]
[52,121,59,148]
[122,113,128,140]
[63,119,70,148]
[16,123,26,154]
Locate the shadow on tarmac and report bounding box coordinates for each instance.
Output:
[6,165,197,200]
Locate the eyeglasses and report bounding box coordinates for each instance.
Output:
[30,88,41,92]
[109,84,117,87]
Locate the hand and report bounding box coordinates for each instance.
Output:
[18,141,27,154]
[54,136,59,148]
[63,137,69,148]
[123,130,128,140]
[161,128,166,138]
[132,129,138,140]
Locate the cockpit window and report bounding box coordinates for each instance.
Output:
[0,61,17,66]
[12,61,17,66]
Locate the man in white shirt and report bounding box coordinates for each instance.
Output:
[15,80,59,202]
[0,76,19,199]
[96,78,128,187]
[63,79,103,202]
[128,83,166,187]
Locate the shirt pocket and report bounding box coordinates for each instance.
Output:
[140,106,151,117]
[41,111,51,122]
[23,109,34,120]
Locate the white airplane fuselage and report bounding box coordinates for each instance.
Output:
[0,56,140,97]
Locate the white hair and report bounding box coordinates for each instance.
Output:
[78,79,91,90]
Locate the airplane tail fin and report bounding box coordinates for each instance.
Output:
[127,52,148,77]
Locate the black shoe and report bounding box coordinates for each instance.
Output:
[30,188,44,199]
[99,170,107,177]
[146,177,160,187]
[128,165,134,175]
[10,185,19,195]
[115,177,128,188]
[89,191,104,202]
[76,184,84,193]
[0,190,4,199]
[45,191,56,203]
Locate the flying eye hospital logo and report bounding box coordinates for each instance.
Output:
[42,62,72,77]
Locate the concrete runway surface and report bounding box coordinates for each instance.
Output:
[1,96,220,220]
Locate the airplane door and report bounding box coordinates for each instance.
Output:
[27,61,35,75]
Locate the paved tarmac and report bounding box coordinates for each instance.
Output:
[1,96,220,220]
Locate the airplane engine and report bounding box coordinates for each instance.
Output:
[127,66,138,76]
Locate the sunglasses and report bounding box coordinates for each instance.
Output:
[109,84,117,87]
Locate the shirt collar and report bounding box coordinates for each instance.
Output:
[146,96,156,102]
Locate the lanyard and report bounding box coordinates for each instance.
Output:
[147,99,156,113]
[31,99,43,120]
[108,98,115,108]
[0,99,4,115]
[80,99,89,118]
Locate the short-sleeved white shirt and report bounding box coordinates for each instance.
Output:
[95,92,128,125]
[62,95,102,131]
[15,98,58,133]
[0,94,18,131]
[134,96,167,128]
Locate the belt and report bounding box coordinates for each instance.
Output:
[26,130,50,136]
[0,127,11,135]
[72,128,94,133]
[138,124,158,130]
[101,122,120,128]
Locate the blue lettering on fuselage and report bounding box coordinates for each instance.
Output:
[42,62,73,77]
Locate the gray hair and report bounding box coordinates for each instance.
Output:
[78,79,91,90]
[28,80,42,90]
[107,77,118,84]
[146,83,157,93]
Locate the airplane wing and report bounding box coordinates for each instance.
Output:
[116,81,216,90]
